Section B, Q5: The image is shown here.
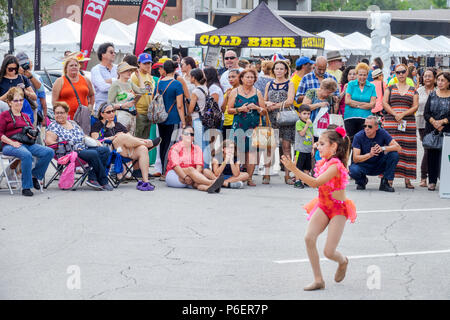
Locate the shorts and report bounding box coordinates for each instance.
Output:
[295,151,312,171]
[166,169,193,189]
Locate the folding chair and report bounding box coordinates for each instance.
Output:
[43,141,91,191]
[103,140,139,188]
[0,153,21,195]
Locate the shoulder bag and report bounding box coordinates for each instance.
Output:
[252,112,276,150]
[423,130,443,149]
[65,75,91,135]
[275,101,299,127]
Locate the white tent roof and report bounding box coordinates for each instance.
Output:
[318,30,368,56]
[429,36,450,55]
[405,34,449,56]
[172,18,216,41]
[344,32,371,50]
[128,21,194,48]
[98,18,135,48]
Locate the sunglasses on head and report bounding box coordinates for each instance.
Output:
[363,124,373,129]
[395,70,407,75]
[224,56,236,60]
[183,132,194,137]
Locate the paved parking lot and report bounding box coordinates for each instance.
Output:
[1,167,449,299]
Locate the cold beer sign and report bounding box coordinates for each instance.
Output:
[80,0,110,63]
[195,35,325,49]
[134,0,169,55]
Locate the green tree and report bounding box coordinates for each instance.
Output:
[431,0,448,8]
[312,0,437,11]
[0,0,55,37]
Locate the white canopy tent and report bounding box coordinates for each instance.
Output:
[128,21,193,49]
[172,18,216,42]
[0,18,131,69]
[318,30,368,56]
[404,34,449,56]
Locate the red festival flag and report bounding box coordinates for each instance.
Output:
[134,0,168,55]
[80,0,110,61]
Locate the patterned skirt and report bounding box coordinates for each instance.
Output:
[383,112,417,179]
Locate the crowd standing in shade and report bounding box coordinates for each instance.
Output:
[1,43,449,197]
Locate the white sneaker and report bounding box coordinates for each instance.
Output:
[229,181,244,189]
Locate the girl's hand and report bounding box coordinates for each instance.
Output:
[280,155,296,172]
[394,113,403,122]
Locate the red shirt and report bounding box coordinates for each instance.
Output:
[166,141,203,173]
[0,110,33,139]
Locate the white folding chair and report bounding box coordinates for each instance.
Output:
[0,153,21,195]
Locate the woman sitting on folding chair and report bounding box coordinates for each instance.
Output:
[90,102,161,191]
[45,101,113,191]
[0,87,54,196]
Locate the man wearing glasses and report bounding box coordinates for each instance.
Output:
[220,50,243,91]
[91,42,118,118]
[349,115,401,192]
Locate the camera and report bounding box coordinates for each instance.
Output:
[21,61,30,71]
[24,126,39,138]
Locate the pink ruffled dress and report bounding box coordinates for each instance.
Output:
[303,157,357,223]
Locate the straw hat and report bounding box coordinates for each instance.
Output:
[117,61,137,73]
[372,68,383,79]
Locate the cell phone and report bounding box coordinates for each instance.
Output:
[371,142,378,147]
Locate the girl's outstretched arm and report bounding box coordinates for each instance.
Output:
[280,155,338,188]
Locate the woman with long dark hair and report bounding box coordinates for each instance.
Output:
[337,66,356,115]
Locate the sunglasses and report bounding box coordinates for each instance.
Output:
[363,124,373,129]
[103,110,115,114]
[183,132,194,137]
[7,67,18,72]
[224,56,236,60]
[54,111,67,115]
[395,70,407,75]
[11,99,24,103]
[107,51,116,55]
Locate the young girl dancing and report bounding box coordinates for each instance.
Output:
[281,126,356,291]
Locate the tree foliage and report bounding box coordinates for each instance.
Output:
[0,0,56,37]
[312,0,447,11]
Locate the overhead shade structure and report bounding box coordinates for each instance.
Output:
[318,30,368,56]
[195,2,324,50]
[430,36,450,55]
[128,21,193,49]
[404,34,448,56]
[172,18,216,42]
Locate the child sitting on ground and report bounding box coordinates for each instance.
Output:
[208,139,249,189]
[294,105,314,189]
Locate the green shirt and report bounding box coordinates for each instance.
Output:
[295,119,314,153]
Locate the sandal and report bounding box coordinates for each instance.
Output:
[405,179,414,189]
[419,179,427,187]
[247,179,256,187]
[207,174,225,193]
[428,183,436,191]
[262,175,270,184]
[285,176,294,185]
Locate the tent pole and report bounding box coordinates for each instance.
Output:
[7,0,14,54]
[208,0,212,25]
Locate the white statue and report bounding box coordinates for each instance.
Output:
[368,11,392,79]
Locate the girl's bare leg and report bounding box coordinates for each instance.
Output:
[304,208,329,288]
[224,172,249,187]
[203,168,217,180]
[324,215,348,282]
[246,151,256,179]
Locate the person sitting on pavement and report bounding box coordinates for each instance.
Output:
[349,115,401,192]
[210,139,249,189]
[45,101,113,191]
[165,126,224,193]
[90,102,161,191]
[0,87,54,196]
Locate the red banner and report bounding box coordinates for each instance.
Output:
[80,0,110,60]
[134,0,168,55]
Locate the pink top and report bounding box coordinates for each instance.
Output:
[371,79,387,113]
[166,141,204,173]
[314,157,349,192]
[0,110,33,139]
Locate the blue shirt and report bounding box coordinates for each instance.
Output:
[91,64,118,113]
[352,128,393,165]
[295,71,339,100]
[344,79,377,120]
[157,79,184,125]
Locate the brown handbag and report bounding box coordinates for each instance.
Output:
[251,112,276,150]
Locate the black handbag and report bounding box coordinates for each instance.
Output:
[9,110,39,145]
[422,130,443,149]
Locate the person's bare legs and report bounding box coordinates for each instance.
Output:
[246,151,256,184]
[203,168,217,180]
[183,167,215,186]
[323,215,348,282]
[131,145,150,183]
[282,139,293,183]
[304,208,330,290]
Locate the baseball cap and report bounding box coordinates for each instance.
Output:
[138,53,152,64]
[16,52,30,65]
[296,56,315,68]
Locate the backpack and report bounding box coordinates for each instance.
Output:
[148,79,175,124]
[197,87,222,129]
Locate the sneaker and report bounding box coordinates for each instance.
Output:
[136,180,144,189]
[101,184,114,191]
[22,188,33,197]
[229,181,244,189]
[32,177,41,190]
[356,177,368,190]
[86,179,103,190]
[137,181,155,191]
[294,180,304,189]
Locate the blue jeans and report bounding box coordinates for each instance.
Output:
[78,146,110,186]
[2,143,54,189]
[349,151,399,186]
